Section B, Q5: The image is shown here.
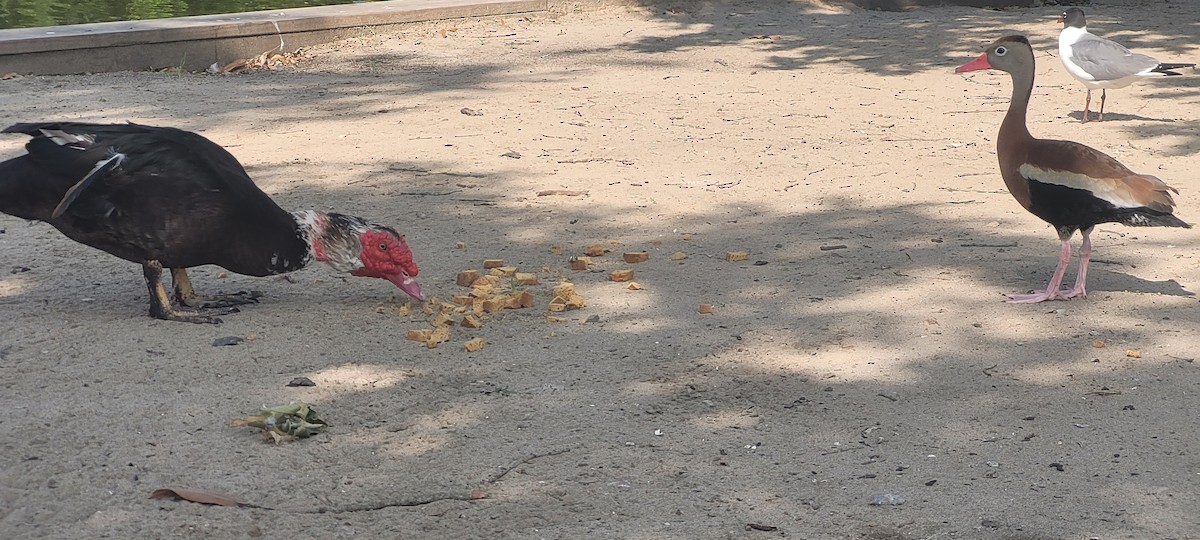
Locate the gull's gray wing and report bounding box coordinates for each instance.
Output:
[1070,35,1161,81]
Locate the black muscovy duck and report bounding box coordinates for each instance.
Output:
[0,122,424,323]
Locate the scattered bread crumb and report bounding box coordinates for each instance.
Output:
[623,251,649,263]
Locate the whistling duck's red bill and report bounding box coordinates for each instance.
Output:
[955,53,992,73]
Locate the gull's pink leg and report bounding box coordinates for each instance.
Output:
[1098,89,1106,121]
[1064,228,1093,299]
[1082,89,1092,123]
[1007,239,1074,303]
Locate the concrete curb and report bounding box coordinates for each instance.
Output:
[0,0,1033,75]
[0,0,552,75]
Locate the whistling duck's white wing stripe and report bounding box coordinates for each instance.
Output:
[1019,164,1142,208]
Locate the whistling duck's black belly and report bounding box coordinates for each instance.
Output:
[1026,179,1116,231]
[1025,178,1176,232]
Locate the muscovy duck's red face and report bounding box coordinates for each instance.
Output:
[351,228,424,300]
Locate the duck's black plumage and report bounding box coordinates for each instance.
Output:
[0,121,423,323]
[0,122,310,276]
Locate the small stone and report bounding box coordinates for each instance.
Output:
[211,336,244,347]
[869,493,905,506]
[286,377,316,387]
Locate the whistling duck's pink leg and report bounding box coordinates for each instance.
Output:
[1064,229,1093,299]
[1082,89,1092,123]
[1097,89,1106,121]
[1007,239,1075,303]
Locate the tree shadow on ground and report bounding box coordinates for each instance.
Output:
[2,158,1197,538]
[1,2,1199,537]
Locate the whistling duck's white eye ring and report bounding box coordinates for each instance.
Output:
[995,46,1008,56]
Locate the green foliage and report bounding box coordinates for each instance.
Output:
[0,0,374,29]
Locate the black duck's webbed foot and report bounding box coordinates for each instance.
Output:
[144,262,238,324]
[171,268,262,308]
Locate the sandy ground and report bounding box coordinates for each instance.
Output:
[2,1,1199,538]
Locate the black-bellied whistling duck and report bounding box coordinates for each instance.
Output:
[1058,8,1195,122]
[955,36,1190,303]
[0,122,424,323]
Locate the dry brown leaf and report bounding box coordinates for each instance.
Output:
[150,487,242,507]
[726,251,750,262]
[220,58,249,73]
[698,303,714,314]
[1125,350,1142,359]
[1092,340,1105,349]
[670,251,687,260]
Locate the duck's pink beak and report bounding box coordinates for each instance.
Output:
[955,53,991,74]
[387,272,425,301]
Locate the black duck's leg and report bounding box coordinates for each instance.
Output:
[171,268,260,308]
[143,261,237,324]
